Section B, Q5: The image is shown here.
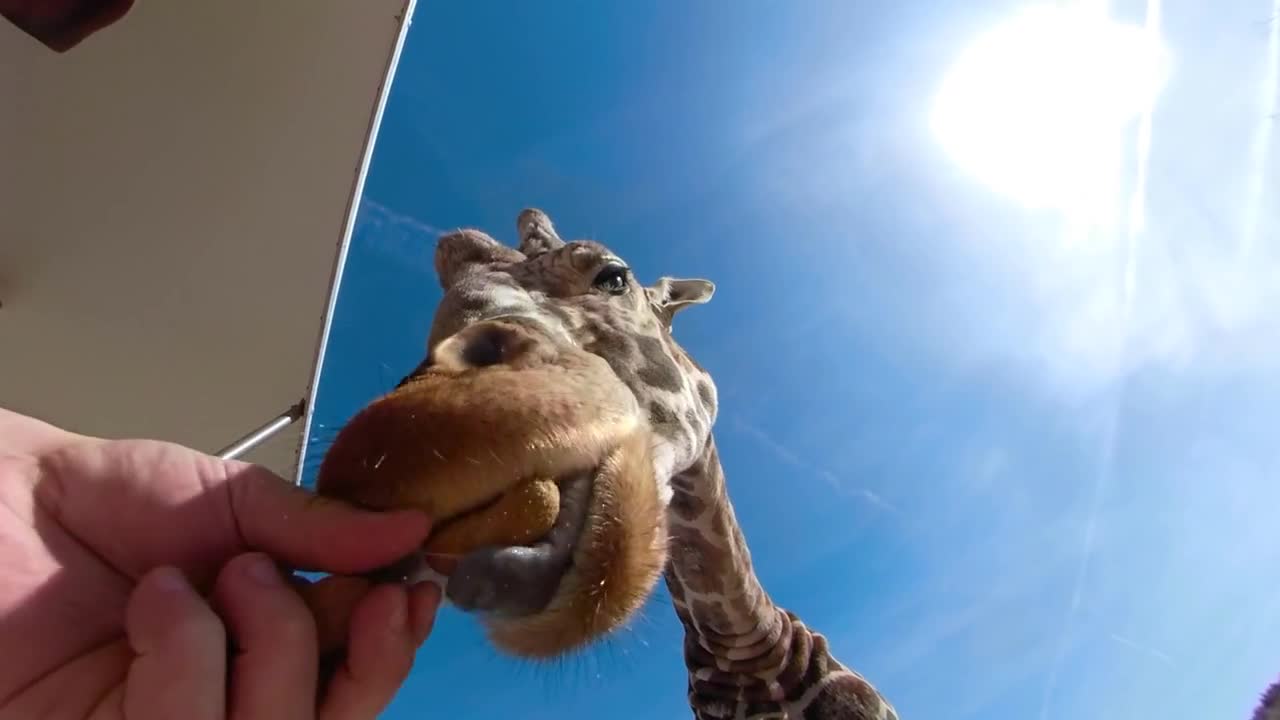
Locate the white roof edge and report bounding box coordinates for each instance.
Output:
[293,0,419,486]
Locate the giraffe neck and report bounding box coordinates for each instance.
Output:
[665,437,769,640]
[664,436,898,720]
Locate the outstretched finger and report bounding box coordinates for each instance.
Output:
[318,582,441,720]
[226,463,430,575]
[31,439,430,589]
[123,566,226,720]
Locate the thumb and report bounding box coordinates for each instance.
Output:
[227,462,430,575]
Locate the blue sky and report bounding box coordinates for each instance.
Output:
[300,2,1280,717]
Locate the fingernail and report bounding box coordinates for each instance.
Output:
[421,581,443,608]
[409,583,442,643]
[245,555,282,587]
[388,589,408,632]
[152,566,188,592]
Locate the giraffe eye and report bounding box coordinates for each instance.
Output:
[592,265,629,295]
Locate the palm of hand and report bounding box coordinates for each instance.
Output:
[0,415,435,719]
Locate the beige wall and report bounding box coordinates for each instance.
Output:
[0,1,409,476]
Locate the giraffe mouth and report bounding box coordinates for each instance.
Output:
[340,426,654,622]
[312,354,650,617]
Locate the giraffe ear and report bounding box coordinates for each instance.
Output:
[647,277,715,325]
[516,208,566,256]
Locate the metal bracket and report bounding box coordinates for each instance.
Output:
[217,399,307,461]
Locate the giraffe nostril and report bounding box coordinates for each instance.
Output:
[435,319,553,372]
[461,326,509,368]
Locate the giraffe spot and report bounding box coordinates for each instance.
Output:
[690,695,734,720]
[683,631,715,668]
[637,364,681,393]
[648,402,677,431]
[650,401,695,448]
[670,472,698,496]
[635,336,683,392]
[697,380,716,410]
[672,540,718,594]
[689,598,733,636]
[584,322,645,388]
[666,574,689,604]
[669,487,706,520]
[586,323,634,362]
[801,674,883,719]
[777,616,816,702]
[724,591,761,631]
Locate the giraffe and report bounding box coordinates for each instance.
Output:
[314,208,898,719]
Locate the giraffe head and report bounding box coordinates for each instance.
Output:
[315,208,718,658]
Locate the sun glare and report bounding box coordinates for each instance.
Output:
[931,6,1170,214]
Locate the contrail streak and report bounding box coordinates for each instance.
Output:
[1242,0,1280,257]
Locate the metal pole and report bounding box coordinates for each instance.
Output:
[217,399,307,460]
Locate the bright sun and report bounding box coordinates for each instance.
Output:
[931,6,1170,213]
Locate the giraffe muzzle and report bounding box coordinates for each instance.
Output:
[314,319,662,636]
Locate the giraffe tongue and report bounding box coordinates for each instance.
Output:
[444,467,594,616]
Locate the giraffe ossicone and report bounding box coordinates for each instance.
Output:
[316,208,899,719]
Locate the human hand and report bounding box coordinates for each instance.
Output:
[0,408,439,719]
